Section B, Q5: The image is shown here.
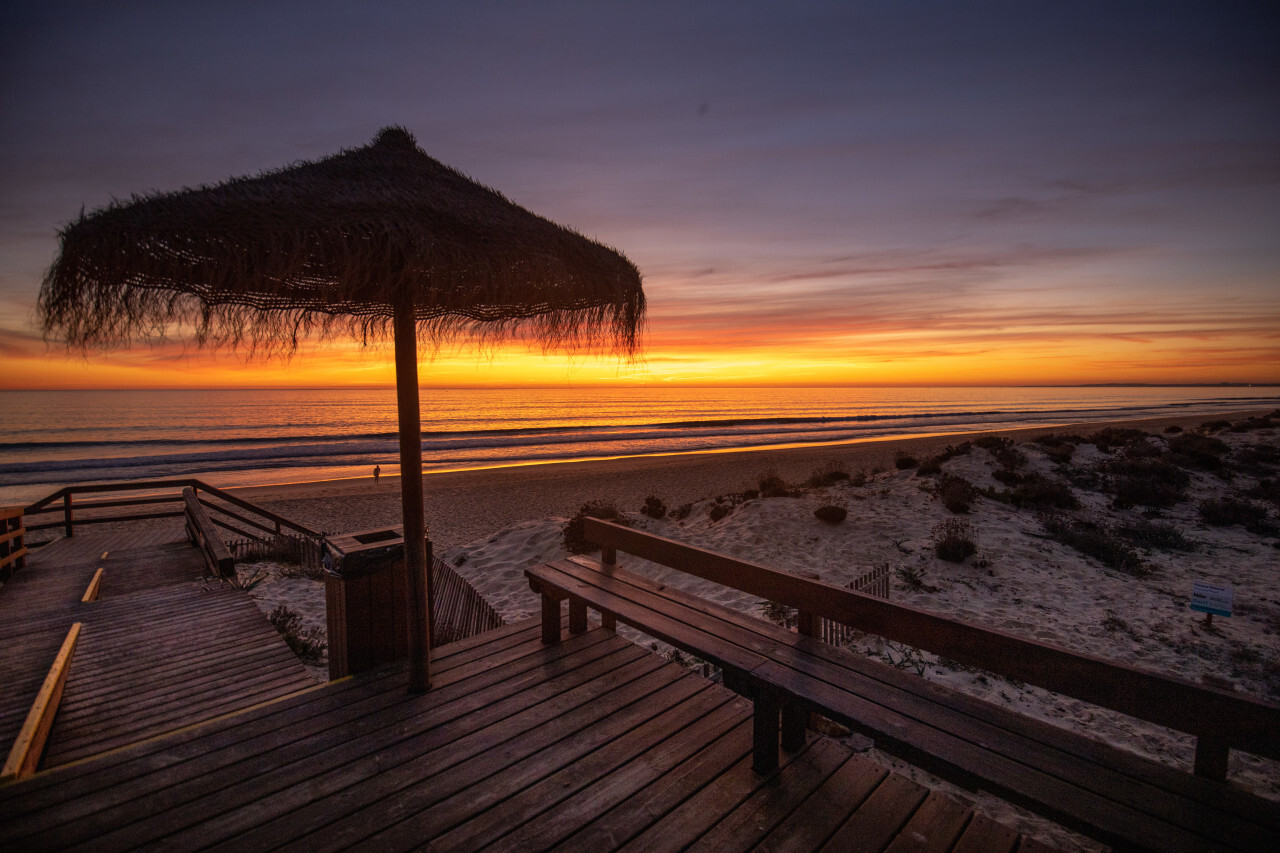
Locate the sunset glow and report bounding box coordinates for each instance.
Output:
[3,2,1277,390]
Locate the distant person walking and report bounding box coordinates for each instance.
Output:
[373,464,381,484]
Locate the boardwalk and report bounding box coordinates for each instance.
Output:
[0,526,314,769]
[0,620,1051,852]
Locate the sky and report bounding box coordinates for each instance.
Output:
[2,1,1278,389]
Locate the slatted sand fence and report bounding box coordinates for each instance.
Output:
[0,621,1056,852]
[430,554,504,646]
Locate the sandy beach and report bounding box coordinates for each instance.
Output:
[233,407,1279,850]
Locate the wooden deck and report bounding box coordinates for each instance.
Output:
[0,619,1054,852]
[0,526,315,769]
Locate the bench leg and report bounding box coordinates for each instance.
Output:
[781,700,807,752]
[1194,735,1229,781]
[600,611,617,631]
[569,598,587,634]
[540,592,562,644]
[752,688,781,774]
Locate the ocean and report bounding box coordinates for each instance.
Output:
[1,386,1276,505]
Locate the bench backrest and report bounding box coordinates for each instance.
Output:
[585,517,1280,761]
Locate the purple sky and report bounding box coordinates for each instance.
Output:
[3,1,1278,385]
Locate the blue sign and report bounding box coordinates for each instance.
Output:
[1190,581,1232,617]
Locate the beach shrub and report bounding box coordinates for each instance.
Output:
[1164,425,1183,434]
[993,447,1027,470]
[1034,434,1079,465]
[268,604,326,663]
[641,496,667,519]
[932,518,977,563]
[1042,516,1146,576]
[672,502,693,520]
[805,460,851,488]
[847,470,868,487]
[916,455,943,477]
[708,500,733,522]
[1088,427,1151,453]
[937,442,973,462]
[991,468,1022,485]
[1168,433,1230,473]
[936,474,978,514]
[1114,519,1197,552]
[814,505,848,524]
[984,473,1078,511]
[1105,455,1190,509]
[757,471,792,498]
[1199,498,1271,532]
[563,500,627,554]
[974,435,1013,452]
[894,451,919,470]
[1199,420,1232,433]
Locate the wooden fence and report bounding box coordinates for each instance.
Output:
[430,555,505,647]
[820,564,890,646]
[1,506,26,582]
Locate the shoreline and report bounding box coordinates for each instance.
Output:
[239,408,1273,549]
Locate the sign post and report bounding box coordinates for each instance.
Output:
[1190,580,1233,628]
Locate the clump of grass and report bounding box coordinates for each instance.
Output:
[759,600,796,629]
[1199,419,1232,433]
[1113,519,1197,552]
[895,565,940,593]
[640,496,667,518]
[805,460,851,488]
[1088,427,1152,453]
[1105,455,1190,509]
[814,505,848,524]
[974,435,1014,452]
[1168,433,1230,473]
[932,518,977,563]
[1034,433,1081,465]
[268,604,326,663]
[894,451,920,470]
[1199,498,1272,532]
[1164,424,1183,434]
[1042,515,1146,576]
[757,470,793,497]
[564,500,627,554]
[672,502,693,520]
[916,455,943,477]
[984,473,1078,510]
[936,474,978,513]
[993,446,1027,470]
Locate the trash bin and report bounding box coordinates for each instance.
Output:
[323,526,430,679]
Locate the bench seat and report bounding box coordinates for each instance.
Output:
[527,556,1280,853]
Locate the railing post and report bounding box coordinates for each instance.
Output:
[601,545,617,566]
[1194,734,1230,781]
[63,493,74,538]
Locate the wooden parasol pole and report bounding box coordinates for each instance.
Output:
[394,296,432,693]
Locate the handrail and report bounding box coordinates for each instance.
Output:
[23,479,322,541]
[1,623,81,783]
[584,517,1280,780]
[183,487,235,579]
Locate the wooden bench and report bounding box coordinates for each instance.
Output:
[183,487,235,580]
[526,520,1280,853]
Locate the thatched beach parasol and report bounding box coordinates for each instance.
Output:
[39,127,645,690]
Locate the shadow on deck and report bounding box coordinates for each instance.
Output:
[0,619,1045,852]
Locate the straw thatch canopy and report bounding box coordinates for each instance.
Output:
[39,127,645,692]
[39,126,644,356]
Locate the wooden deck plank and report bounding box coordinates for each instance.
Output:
[882,791,972,852]
[425,683,741,851]
[819,772,931,853]
[256,657,692,853]
[14,630,625,852]
[496,702,754,852]
[950,813,1021,853]
[753,752,890,853]
[685,738,853,853]
[0,622,1055,853]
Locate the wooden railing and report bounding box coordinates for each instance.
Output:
[183,487,235,579]
[1,505,26,581]
[584,517,1280,780]
[23,479,322,544]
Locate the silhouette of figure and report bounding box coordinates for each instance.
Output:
[373,464,381,484]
